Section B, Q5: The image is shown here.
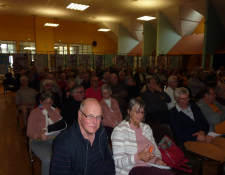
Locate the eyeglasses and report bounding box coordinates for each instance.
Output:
[75,91,85,95]
[102,92,109,95]
[44,101,54,105]
[177,97,190,101]
[80,110,102,121]
[132,110,146,116]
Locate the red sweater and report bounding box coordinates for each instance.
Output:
[58,80,68,91]
[99,80,108,88]
[85,86,102,102]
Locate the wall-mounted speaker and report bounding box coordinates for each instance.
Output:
[93,41,97,46]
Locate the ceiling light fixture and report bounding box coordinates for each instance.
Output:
[54,47,58,49]
[98,28,111,32]
[24,47,35,50]
[44,23,59,27]
[66,3,89,11]
[137,16,156,21]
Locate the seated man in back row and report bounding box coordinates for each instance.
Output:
[169,87,225,162]
[50,98,115,175]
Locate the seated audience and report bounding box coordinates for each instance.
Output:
[179,70,189,86]
[217,66,225,76]
[141,77,171,123]
[205,69,217,86]
[216,72,225,85]
[27,92,67,175]
[85,76,102,101]
[36,80,61,112]
[215,84,225,106]
[40,74,61,96]
[50,98,115,175]
[199,73,207,85]
[111,98,174,175]
[15,76,37,134]
[57,73,67,91]
[188,71,205,98]
[81,73,91,90]
[146,67,160,84]
[170,87,225,162]
[125,76,140,103]
[61,78,76,106]
[64,67,74,79]
[109,73,128,116]
[25,70,40,92]
[118,71,126,88]
[75,69,84,85]
[15,68,26,91]
[165,76,178,110]
[61,85,84,126]
[100,84,123,137]
[157,68,167,84]
[134,67,145,90]
[99,71,110,87]
[37,71,45,82]
[197,86,225,134]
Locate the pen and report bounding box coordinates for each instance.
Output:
[149,147,153,153]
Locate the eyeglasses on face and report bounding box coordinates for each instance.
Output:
[80,110,102,121]
[132,110,146,116]
[177,97,190,101]
[75,91,85,95]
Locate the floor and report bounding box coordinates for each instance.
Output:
[0,85,220,175]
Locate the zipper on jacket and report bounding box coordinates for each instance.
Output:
[84,142,89,175]
[99,129,107,170]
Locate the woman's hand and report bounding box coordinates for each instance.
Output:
[156,159,166,166]
[37,130,49,141]
[137,145,155,162]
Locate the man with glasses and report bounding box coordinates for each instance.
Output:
[197,86,225,134]
[85,76,102,101]
[50,98,115,175]
[61,84,85,126]
[169,87,225,163]
[165,75,179,110]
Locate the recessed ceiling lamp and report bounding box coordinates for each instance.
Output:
[66,3,89,11]
[98,28,111,32]
[44,23,59,27]
[24,47,35,50]
[137,16,156,21]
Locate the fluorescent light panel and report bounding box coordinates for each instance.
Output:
[137,16,156,21]
[98,28,111,32]
[24,47,35,50]
[66,3,89,11]
[54,47,58,49]
[44,23,59,27]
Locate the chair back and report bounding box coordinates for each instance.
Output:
[151,123,175,144]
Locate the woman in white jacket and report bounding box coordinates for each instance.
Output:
[111,98,174,175]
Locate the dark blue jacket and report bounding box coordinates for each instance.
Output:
[50,121,115,175]
[169,103,210,144]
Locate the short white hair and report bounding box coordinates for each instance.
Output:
[43,79,54,87]
[174,87,189,98]
[20,76,28,83]
[168,75,177,84]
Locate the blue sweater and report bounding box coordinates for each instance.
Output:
[169,103,210,144]
[50,121,115,175]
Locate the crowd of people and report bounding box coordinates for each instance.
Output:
[12,63,225,175]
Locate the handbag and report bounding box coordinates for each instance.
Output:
[158,135,193,173]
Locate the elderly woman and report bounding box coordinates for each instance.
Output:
[100,84,123,137]
[111,98,175,175]
[27,92,67,175]
[15,76,37,134]
[125,76,140,103]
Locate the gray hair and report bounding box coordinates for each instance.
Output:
[215,84,225,95]
[125,76,133,83]
[103,71,110,78]
[67,78,76,86]
[174,87,189,98]
[101,84,111,93]
[70,84,84,94]
[39,92,55,103]
[168,75,177,84]
[43,79,54,87]
[20,76,28,83]
[125,98,145,122]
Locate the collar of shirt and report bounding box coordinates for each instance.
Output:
[176,103,191,112]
